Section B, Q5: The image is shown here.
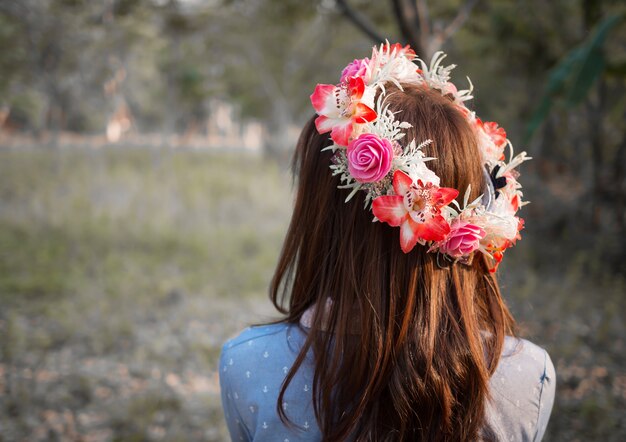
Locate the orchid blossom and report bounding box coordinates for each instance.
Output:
[372,170,458,253]
[310,76,377,147]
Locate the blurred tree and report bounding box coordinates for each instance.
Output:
[156,0,210,134]
[524,7,625,231]
[329,0,626,270]
[206,0,346,155]
[201,1,335,154]
[0,0,163,136]
[337,0,478,59]
[463,0,626,270]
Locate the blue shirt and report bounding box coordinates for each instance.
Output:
[219,323,555,441]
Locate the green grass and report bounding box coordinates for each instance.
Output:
[0,147,291,440]
[0,147,291,304]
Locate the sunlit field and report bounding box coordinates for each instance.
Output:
[0,147,623,441]
[0,147,291,441]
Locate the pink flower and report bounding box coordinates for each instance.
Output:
[340,58,370,83]
[372,170,458,253]
[310,76,377,146]
[437,220,486,258]
[347,134,393,183]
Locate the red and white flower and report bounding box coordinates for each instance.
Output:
[482,121,507,148]
[475,118,507,163]
[372,170,458,253]
[310,76,377,146]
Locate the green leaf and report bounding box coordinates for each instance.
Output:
[525,95,555,143]
[525,13,624,141]
[546,47,586,96]
[566,14,624,105]
[524,47,585,140]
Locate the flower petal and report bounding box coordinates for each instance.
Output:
[417,214,451,242]
[330,121,353,146]
[352,103,377,124]
[348,76,365,100]
[447,235,463,251]
[392,170,413,196]
[400,218,420,253]
[372,195,407,226]
[435,186,459,206]
[314,115,332,134]
[483,121,507,147]
[310,84,337,115]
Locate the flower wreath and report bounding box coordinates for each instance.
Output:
[310,42,530,271]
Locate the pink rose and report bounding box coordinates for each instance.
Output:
[340,58,370,83]
[438,220,486,258]
[347,133,393,183]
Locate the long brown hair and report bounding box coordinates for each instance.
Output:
[270,85,516,441]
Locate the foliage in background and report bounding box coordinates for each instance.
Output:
[526,12,624,137]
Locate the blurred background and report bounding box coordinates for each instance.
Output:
[0,0,624,440]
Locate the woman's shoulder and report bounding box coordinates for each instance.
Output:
[487,336,556,441]
[496,336,556,391]
[219,322,307,380]
[222,323,293,351]
[218,323,320,441]
[497,336,554,377]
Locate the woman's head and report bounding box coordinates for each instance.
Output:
[271,83,516,441]
[270,47,517,441]
[277,84,492,314]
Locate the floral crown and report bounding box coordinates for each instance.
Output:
[310,42,530,271]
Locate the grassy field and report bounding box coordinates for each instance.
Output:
[0,147,624,441]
